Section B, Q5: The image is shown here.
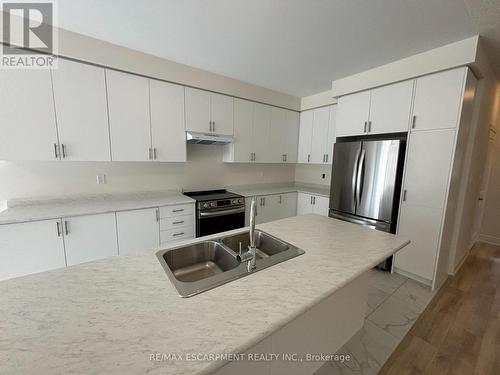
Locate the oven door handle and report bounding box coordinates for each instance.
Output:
[198,207,245,218]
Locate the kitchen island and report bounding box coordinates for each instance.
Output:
[0,214,409,375]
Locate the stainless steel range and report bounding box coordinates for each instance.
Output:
[183,189,245,237]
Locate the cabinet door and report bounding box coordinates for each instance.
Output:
[185,87,211,133]
[116,208,160,256]
[150,80,186,162]
[336,91,370,137]
[277,193,298,218]
[211,93,234,136]
[0,69,58,160]
[106,70,151,161]
[269,107,287,162]
[0,219,66,281]
[63,213,118,266]
[252,103,271,162]
[326,105,337,164]
[310,106,330,164]
[412,67,466,131]
[229,99,254,162]
[369,80,413,134]
[284,111,300,163]
[395,204,442,282]
[297,110,313,163]
[403,129,456,209]
[313,195,330,216]
[52,59,110,161]
[297,193,313,215]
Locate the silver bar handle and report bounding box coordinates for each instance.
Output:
[156,208,160,222]
[172,220,185,225]
[310,195,313,205]
[263,197,265,206]
[61,144,67,158]
[364,121,367,133]
[172,208,185,213]
[307,154,310,163]
[402,189,407,201]
[411,115,416,129]
[325,154,329,163]
[284,154,287,162]
[173,232,185,237]
[148,147,152,160]
[198,206,245,218]
[356,149,366,208]
[54,143,59,159]
[64,220,69,236]
[153,148,158,160]
[56,221,61,237]
[213,121,215,132]
[279,195,282,204]
[352,148,361,210]
[368,121,372,133]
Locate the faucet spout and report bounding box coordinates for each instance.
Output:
[247,196,257,272]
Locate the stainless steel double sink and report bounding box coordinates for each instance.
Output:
[156,230,305,297]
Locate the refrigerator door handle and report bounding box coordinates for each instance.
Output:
[352,148,361,209]
[355,149,366,209]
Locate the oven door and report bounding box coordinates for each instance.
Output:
[197,206,245,237]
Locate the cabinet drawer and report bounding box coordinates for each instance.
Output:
[159,203,194,218]
[160,226,195,244]
[159,214,194,231]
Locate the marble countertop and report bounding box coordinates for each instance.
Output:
[0,191,195,225]
[229,182,330,198]
[0,214,409,375]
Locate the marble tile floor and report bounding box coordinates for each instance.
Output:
[315,269,437,375]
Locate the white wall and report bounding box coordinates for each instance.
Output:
[0,145,295,201]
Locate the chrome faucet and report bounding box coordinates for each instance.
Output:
[239,196,257,272]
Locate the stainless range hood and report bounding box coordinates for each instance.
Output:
[186,131,234,145]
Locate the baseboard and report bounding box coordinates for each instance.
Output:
[478,234,500,246]
[393,267,432,287]
[452,247,471,275]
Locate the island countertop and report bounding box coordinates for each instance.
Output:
[0,214,409,375]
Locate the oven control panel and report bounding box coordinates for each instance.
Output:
[199,198,244,210]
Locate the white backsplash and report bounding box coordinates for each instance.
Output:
[294,164,331,187]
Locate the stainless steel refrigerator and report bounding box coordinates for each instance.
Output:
[329,138,405,269]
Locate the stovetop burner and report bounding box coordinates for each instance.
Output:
[183,189,243,202]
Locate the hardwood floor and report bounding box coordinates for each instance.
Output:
[379,242,500,375]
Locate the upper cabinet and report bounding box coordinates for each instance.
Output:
[223,99,298,163]
[411,67,467,131]
[0,69,58,160]
[336,91,370,137]
[185,88,234,136]
[52,59,111,161]
[149,80,186,162]
[369,80,414,134]
[106,70,152,161]
[297,105,336,164]
[336,80,413,137]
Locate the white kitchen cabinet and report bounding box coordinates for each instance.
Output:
[326,105,337,164]
[296,193,329,216]
[368,80,413,134]
[106,70,151,161]
[298,106,336,164]
[298,110,314,163]
[227,98,254,162]
[396,205,443,281]
[412,67,467,131]
[185,87,233,135]
[116,208,160,256]
[0,69,58,160]
[52,59,111,161]
[269,107,287,162]
[336,90,371,137]
[284,111,300,163]
[211,92,234,136]
[149,80,186,161]
[274,193,298,218]
[245,193,297,225]
[0,219,66,281]
[63,213,118,266]
[310,106,331,164]
[252,103,272,162]
[394,129,456,283]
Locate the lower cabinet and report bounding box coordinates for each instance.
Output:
[159,203,196,245]
[296,193,329,216]
[245,192,298,225]
[0,219,66,281]
[116,208,160,256]
[63,213,119,266]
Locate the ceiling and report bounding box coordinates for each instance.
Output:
[56,0,500,97]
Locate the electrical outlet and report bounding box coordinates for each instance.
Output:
[97,174,107,185]
[322,173,326,179]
